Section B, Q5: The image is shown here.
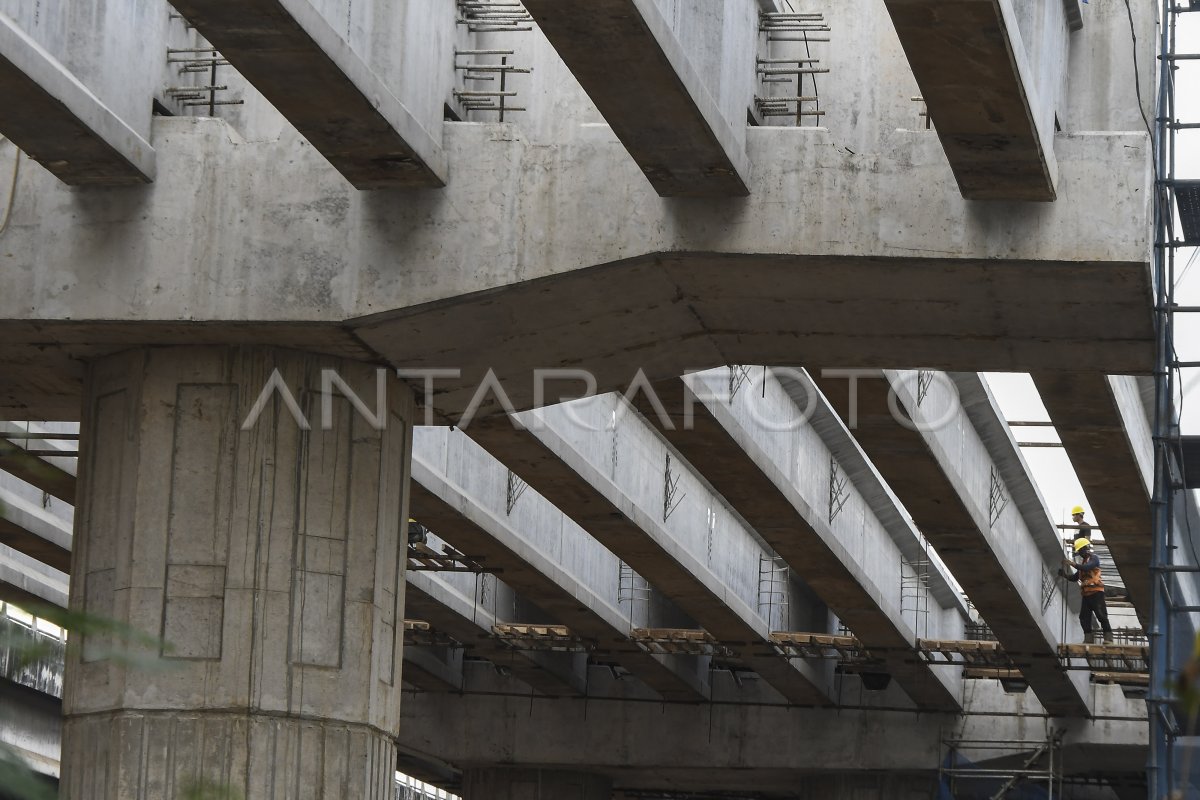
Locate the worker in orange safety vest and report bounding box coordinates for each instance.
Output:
[1059,537,1114,644]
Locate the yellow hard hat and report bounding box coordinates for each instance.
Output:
[1071,505,1085,516]
[1073,537,1091,553]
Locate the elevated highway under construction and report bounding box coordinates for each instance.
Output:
[0,0,1194,798]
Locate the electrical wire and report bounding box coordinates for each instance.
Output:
[1122,0,1155,146]
[398,682,1149,721]
[1178,247,1200,288]
[1122,0,1162,209]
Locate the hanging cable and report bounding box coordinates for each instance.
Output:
[1122,0,1154,141]
[1177,247,1200,288]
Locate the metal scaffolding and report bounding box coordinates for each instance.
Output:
[757,554,790,631]
[406,542,492,573]
[401,619,1152,684]
[938,732,1063,800]
[618,560,651,625]
[492,623,590,653]
[1151,0,1200,795]
[900,533,932,640]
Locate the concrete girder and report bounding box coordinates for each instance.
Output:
[405,568,590,698]
[398,644,462,694]
[881,0,1056,200]
[0,484,71,574]
[0,13,153,185]
[521,0,750,197]
[812,369,1091,716]
[772,372,964,613]
[168,0,446,189]
[631,369,964,711]
[1033,372,1152,625]
[409,434,710,702]
[952,374,1073,570]
[0,423,76,504]
[0,678,62,781]
[396,665,1147,795]
[0,440,82,611]
[0,545,67,611]
[470,403,838,708]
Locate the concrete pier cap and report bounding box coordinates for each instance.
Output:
[0,113,1153,420]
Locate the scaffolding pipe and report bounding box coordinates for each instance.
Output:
[1150,0,1177,793]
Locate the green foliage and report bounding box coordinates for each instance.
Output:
[179,778,245,800]
[1176,632,1200,716]
[0,601,181,799]
[17,602,174,666]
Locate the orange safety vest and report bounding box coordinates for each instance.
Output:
[1079,565,1105,596]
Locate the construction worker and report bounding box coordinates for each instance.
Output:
[1059,537,1114,644]
[1071,505,1092,541]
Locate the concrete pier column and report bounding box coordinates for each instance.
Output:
[59,347,413,799]
[463,768,612,800]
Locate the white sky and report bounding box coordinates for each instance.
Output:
[982,372,1090,531]
[1172,12,1200,438]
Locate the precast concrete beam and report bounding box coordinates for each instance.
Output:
[401,643,463,694]
[397,672,1146,794]
[405,569,589,698]
[952,372,1084,577]
[631,370,963,711]
[881,0,1056,200]
[0,678,62,781]
[169,0,446,189]
[0,423,77,504]
[409,439,710,702]
[522,0,750,196]
[772,372,964,614]
[1032,372,1152,624]
[0,13,153,185]
[0,545,68,611]
[469,407,837,707]
[0,485,71,574]
[812,369,1091,716]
